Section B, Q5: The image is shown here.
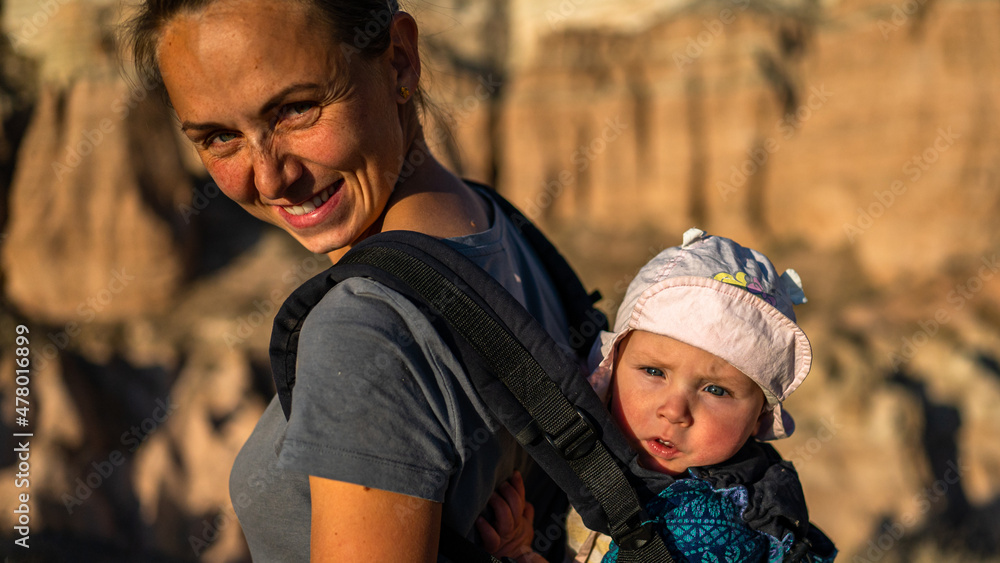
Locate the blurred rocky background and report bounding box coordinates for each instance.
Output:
[1,0,998,561]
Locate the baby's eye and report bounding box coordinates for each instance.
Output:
[703,384,729,397]
[643,367,665,378]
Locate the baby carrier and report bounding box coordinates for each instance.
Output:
[269,185,830,562]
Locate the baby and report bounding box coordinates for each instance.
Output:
[479,229,837,562]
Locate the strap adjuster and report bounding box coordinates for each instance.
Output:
[544,406,598,461]
[616,521,655,552]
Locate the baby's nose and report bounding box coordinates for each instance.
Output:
[657,392,693,426]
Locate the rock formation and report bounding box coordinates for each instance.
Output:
[1,78,192,324]
[0,0,998,561]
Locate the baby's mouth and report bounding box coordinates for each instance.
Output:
[648,438,680,457]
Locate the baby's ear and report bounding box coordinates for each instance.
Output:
[753,404,770,435]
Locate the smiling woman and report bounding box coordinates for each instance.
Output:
[149,0,483,259]
[120,0,572,561]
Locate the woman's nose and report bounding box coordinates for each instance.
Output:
[250,142,300,200]
[657,391,693,426]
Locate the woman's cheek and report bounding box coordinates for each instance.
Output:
[298,121,355,167]
[206,158,255,205]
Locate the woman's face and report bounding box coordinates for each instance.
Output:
[158,0,409,256]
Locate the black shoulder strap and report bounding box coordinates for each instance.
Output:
[268,185,607,423]
[468,182,608,359]
[273,231,671,562]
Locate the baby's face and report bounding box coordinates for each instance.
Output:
[609,330,766,476]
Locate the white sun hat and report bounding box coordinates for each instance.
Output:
[588,228,811,440]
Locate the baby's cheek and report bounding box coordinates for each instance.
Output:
[609,392,640,442]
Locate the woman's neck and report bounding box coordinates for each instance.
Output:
[326,134,490,263]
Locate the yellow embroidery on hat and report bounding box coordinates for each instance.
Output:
[714,272,750,287]
[715,272,778,306]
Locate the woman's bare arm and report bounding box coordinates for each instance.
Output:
[310,475,442,562]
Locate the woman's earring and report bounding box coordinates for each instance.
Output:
[399,86,411,100]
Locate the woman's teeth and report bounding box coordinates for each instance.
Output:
[284,185,334,216]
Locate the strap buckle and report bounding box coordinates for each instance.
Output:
[615,521,655,552]
[544,406,598,461]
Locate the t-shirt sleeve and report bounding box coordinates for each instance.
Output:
[276,277,465,502]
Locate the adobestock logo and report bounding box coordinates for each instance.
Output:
[521,116,628,222]
[718,85,833,202]
[851,459,969,562]
[672,0,752,70]
[888,252,998,371]
[843,127,960,243]
[877,0,932,40]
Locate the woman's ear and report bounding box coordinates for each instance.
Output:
[388,12,420,99]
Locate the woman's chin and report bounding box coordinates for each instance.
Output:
[289,234,341,257]
[271,214,355,255]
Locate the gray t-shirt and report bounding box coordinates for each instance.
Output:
[230,188,570,561]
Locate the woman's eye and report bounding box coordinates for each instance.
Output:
[207,132,238,146]
[703,384,729,397]
[280,101,317,119]
[643,367,665,378]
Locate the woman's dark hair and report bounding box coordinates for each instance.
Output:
[122,0,402,89]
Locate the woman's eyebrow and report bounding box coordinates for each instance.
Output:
[181,120,226,133]
[180,82,324,132]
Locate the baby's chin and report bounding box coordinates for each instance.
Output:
[638,454,689,477]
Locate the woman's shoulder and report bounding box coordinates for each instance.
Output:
[303,275,420,328]
[295,276,454,370]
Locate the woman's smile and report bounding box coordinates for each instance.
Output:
[279,181,341,217]
[276,179,346,231]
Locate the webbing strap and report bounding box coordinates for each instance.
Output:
[340,244,673,563]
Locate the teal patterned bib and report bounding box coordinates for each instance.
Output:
[602,478,821,563]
